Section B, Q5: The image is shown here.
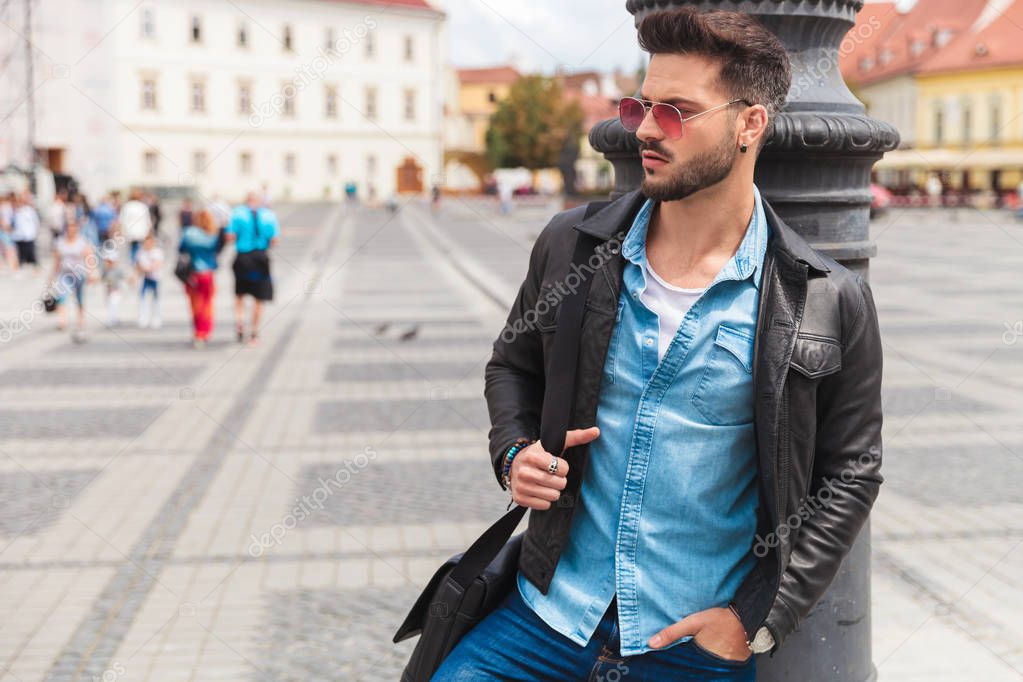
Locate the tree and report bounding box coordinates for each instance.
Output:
[485,75,583,186]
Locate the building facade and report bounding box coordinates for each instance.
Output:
[842,0,1023,199]
[0,0,446,201]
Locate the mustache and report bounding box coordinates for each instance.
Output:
[639,141,672,160]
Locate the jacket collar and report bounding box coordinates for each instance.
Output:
[573,187,831,275]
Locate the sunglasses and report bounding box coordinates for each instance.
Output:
[618,96,750,140]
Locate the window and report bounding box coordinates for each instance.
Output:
[962,102,971,146]
[365,31,375,59]
[190,15,202,43]
[140,7,155,38]
[141,78,157,110]
[239,151,253,175]
[143,151,158,175]
[933,105,944,146]
[325,86,338,118]
[404,35,414,61]
[283,24,293,51]
[365,87,377,120]
[238,82,252,115]
[327,154,338,175]
[284,153,296,176]
[190,79,206,113]
[403,88,415,122]
[238,22,248,47]
[282,83,296,117]
[325,28,336,51]
[192,150,207,175]
[487,91,497,103]
[990,97,1002,145]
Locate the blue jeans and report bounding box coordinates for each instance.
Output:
[431,584,755,681]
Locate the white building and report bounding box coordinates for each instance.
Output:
[0,0,446,202]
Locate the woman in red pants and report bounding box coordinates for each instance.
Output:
[178,209,224,348]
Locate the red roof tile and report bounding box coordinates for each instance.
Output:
[843,0,988,86]
[918,0,1023,74]
[457,66,522,85]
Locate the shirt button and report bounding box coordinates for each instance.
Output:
[645,338,654,346]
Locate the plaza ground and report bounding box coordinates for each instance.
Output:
[0,200,1020,680]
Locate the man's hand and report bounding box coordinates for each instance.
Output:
[509,427,600,510]
[648,606,751,662]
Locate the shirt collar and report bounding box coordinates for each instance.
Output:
[620,183,769,291]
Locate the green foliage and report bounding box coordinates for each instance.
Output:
[485,75,584,170]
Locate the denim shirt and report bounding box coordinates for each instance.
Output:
[517,185,769,656]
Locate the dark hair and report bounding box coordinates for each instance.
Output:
[637,8,791,150]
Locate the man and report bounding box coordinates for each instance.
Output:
[118,189,153,264]
[434,8,883,681]
[11,191,41,271]
[226,191,279,345]
[146,191,163,237]
[46,189,69,243]
[91,194,117,244]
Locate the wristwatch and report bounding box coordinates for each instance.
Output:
[750,626,775,654]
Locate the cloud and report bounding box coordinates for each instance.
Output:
[442,0,645,74]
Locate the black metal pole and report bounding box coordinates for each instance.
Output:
[590,1,898,679]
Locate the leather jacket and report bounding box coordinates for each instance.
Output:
[483,188,884,651]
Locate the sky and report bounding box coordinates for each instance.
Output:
[435,0,921,76]
[435,0,647,76]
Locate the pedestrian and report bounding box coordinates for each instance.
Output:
[179,197,194,230]
[46,189,70,243]
[0,192,18,273]
[100,240,125,327]
[118,189,152,265]
[178,209,224,348]
[434,8,884,681]
[147,191,163,237]
[11,191,40,271]
[92,194,117,244]
[926,173,943,208]
[226,191,278,345]
[135,232,164,328]
[49,214,97,342]
[207,194,231,229]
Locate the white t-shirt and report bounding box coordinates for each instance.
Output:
[641,259,706,362]
[137,246,164,280]
[11,205,39,241]
[119,200,152,241]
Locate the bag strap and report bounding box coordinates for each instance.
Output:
[449,200,610,589]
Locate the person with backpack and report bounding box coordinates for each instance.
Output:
[226,191,279,346]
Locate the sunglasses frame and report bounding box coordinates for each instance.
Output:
[618,96,751,139]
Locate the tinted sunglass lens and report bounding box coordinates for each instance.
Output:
[652,104,683,139]
[619,98,645,131]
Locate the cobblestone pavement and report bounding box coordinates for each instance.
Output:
[0,198,1020,681]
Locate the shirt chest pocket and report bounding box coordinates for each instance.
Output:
[691,323,755,426]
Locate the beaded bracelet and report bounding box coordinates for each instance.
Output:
[500,437,534,490]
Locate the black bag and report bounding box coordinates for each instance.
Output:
[174,251,194,284]
[42,291,57,313]
[392,200,609,682]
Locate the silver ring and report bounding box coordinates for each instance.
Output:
[547,456,559,474]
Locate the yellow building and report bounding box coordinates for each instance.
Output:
[843,0,1023,201]
[441,65,520,191]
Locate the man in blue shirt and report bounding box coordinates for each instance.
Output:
[435,7,883,682]
[226,191,279,345]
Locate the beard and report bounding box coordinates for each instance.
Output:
[640,132,738,202]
